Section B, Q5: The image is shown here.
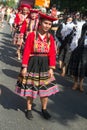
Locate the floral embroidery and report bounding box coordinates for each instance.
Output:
[34,34,50,53]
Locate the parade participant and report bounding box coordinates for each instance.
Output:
[67,22,87,92]
[0,8,3,27]
[50,14,59,54]
[13,3,31,60]
[73,12,81,24]
[50,4,60,18]
[14,4,31,27]
[49,5,61,55]
[57,15,75,76]
[1,6,6,23]
[15,12,59,120]
[6,7,11,22]
[15,9,39,60]
[0,6,6,28]
[9,9,16,34]
[25,9,39,37]
[19,9,39,42]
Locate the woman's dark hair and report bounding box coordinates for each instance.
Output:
[52,4,56,8]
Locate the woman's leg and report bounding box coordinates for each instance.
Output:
[61,65,66,77]
[26,96,33,120]
[17,46,21,60]
[72,76,79,90]
[40,96,48,110]
[27,96,33,110]
[58,60,63,69]
[79,77,84,92]
[40,97,51,119]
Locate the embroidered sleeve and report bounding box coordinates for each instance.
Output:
[48,35,56,69]
[20,20,27,34]
[14,13,20,25]
[22,32,35,67]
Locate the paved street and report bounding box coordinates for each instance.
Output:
[0,22,87,130]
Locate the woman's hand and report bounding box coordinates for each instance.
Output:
[21,68,27,77]
[48,68,54,78]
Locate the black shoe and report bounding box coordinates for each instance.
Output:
[42,109,51,120]
[26,110,33,120]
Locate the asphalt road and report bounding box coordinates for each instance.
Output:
[0,21,87,130]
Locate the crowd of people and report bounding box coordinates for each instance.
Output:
[0,3,87,120]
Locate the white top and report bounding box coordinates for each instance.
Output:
[70,21,86,51]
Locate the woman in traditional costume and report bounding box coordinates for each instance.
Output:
[13,4,31,60]
[17,9,39,58]
[15,12,59,120]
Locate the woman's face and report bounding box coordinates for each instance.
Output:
[23,7,29,14]
[30,13,37,20]
[41,19,52,32]
[67,17,73,22]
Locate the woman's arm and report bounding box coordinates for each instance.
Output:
[22,32,34,67]
[48,35,56,70]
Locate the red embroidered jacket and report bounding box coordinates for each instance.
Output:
[22,32,56,69]
[14,13,29,26]
[14,13,23,25]
[20,18,39,34]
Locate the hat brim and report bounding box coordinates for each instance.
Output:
[21,4,32,9]
[39,12,57,22]
[30,9,39,13]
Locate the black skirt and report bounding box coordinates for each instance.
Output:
[58,43,72,66]
[67,46,87,78]
[15,56,59,98]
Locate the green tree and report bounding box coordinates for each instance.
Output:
[50,0,87,13]
[6,0,16,8]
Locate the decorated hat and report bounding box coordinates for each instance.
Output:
[39,12,57,22]
[21,4,32,9]
[30,9,39,13]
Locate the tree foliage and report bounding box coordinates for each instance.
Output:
[0,0,16,8]
[6,0,16,7]
[50,0,87,13]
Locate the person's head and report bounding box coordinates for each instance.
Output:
[63,15,72,23]
[39,13,57,33]
[66,15,73,23]
[58,14,63,20]
[30,9,39,20]
[21,4,31,15]
[51,4,57,10]
[75,12,80,20]
[40,19,52,33]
